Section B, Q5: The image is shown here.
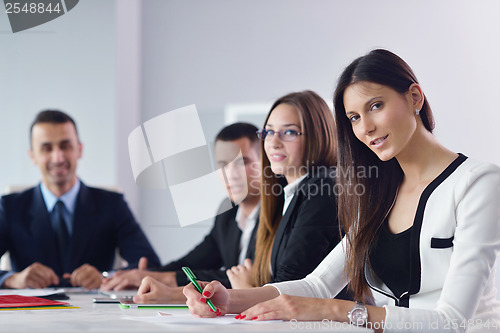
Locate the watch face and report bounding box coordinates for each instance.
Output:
[351,308,368,325]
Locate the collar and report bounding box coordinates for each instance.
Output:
[235,202,261,231]
[283,173,308,200]
[40,179,81,213]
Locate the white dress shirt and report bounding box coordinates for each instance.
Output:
[282,174,308,215]
[236,203,260,265]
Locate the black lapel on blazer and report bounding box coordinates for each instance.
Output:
[223,206,241,266]
[28,186,61,274]
[68,183,97,272]
[245,213,260,261]
[269,177,310,276]
[408,154,467,297]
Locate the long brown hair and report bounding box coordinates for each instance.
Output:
[252,90,337,286]
[333,49,435,301]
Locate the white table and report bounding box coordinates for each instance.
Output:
[0,291,372,333]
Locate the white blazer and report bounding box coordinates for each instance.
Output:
[270,155,500,333]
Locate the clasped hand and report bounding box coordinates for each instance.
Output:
[3,262,103,289]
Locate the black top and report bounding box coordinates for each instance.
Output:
[369,221,412,299]
[366,153,468,307]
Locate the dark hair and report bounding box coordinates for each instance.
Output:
[215,122,259,143]
[252,90,337,286]
[30,110,79,146]
[333,49,435,302]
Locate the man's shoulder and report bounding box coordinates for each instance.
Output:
[213,199,238,224]
[79,184,124,201]
[1,186,38,205]
[75,184,130,215]
[215,198,234,214]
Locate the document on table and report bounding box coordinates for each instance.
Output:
[0,287,96,298]
[100,289,138,299]
[0,294,79,311]
[0,288,66,298]
[123,313,282,325]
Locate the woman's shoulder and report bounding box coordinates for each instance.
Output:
[295,167,337,199]
[304,165,336,180]
[445,155,500,196]
[457,156,500,180]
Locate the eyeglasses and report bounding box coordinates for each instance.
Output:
[256,129,303,142]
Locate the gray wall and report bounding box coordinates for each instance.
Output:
[0,0,116,191]
[136,0,500,264]
[1,0,500,292]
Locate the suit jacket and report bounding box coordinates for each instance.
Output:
[156,202,258,288]
[0,182,160,282]
[270,170,342,283]
[269,169,351,300]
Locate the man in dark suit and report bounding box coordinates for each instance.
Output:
[100,122,262,296]
[0,110,160,289]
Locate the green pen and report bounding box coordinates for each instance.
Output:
[182,267,217,313]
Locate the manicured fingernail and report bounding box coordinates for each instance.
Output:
[202,291,211,297]
[251,317,258,320]
[235,314,241,319]
[209,307,216,313]
[199,297,206,303]
[239,315,246,320]
[216,311,222,317]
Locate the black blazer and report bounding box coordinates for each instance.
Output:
[0,182,160,281]
[270,170,341,283]
[157,201,258,288]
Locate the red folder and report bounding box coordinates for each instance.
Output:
[0,295,70,308]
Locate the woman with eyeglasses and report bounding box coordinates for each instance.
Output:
[184,50,500,332]
[226,91,349,300]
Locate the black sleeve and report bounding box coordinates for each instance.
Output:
[114,194,161,268]
[151,202,240,288]
[153,204,240,288]
[272,177,341,283]
[174,268,231,288]
[0,196,12,282]
[152,222,227,287]
[155,223,224,271]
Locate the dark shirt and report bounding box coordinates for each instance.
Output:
[370,221,412,298]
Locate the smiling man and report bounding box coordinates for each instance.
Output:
[0,110,160,289]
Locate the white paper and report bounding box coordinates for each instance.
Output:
[0,288,66,297]
[123,314,282,325]
[99,289,138,299]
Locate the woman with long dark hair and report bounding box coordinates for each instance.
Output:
[183,50,500,333]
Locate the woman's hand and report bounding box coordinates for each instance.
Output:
[183,280,229,317]
[236,296,385,333]
[227,259,255,289]
[237,295,343,321]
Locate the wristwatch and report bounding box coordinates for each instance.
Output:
[347,301,368,326]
